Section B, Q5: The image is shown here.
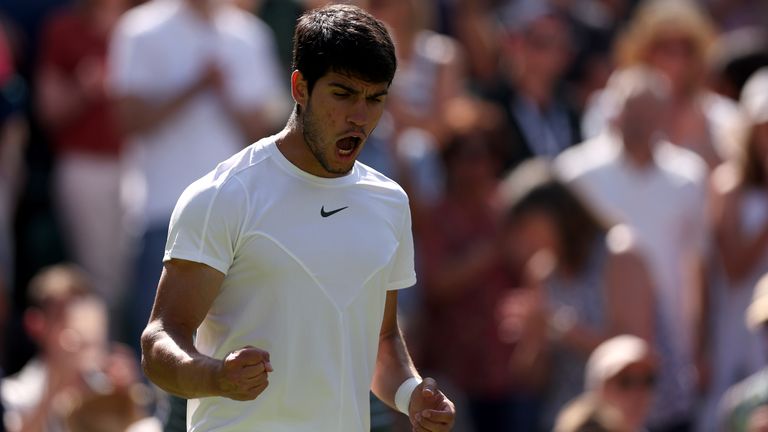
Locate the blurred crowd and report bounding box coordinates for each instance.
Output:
[1,0,768,431]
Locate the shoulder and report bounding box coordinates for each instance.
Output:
[217,6,275,46]
[114,0,177,40]
[174,139,274,214]
[555,134,618,183]
[655,141,708,185]
[356,162,408,198]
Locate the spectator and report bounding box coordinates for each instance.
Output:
[554,393,631,432]
[108,0,287,348]
[582,335,658,432]
[583,0,741,168]
[556,66,708,432]
[36,0,131,312]
[362,0,464,212]
[702,67,768,432]
[719,273,768,432]
[416,134,518,431]
[0,264,159,432]
[482,0,580,171]
[497,159,655,431]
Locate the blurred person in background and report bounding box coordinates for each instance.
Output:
[557,66,708,432]
[108,0,287,350]
[0,264,159,432]
[583,0,741,168]
[0,19,26,357]
[708,27,768,104]
[578,335,658,432]
[416,133,517,431]
[554,393,631,432]
[719,273,768,432]
[36,0,132,316]
[362,0,464,216]
[710,69,768,432]
[481,0,580,171]
[497,159,655,431]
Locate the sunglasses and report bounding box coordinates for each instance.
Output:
[615,373,657,390]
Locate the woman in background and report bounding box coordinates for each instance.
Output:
[497,159,656,431]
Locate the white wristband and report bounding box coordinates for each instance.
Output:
[395,376,422,415]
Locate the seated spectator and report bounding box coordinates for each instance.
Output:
[555,393,631,432]
[719,273,768,432]
[583,335,658,432]
[497,159,656,431]
[0,265,159,432]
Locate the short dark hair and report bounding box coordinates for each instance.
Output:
[292,4,397,94]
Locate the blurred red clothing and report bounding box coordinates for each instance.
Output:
[40,10,122,157]
[417,198,519,398]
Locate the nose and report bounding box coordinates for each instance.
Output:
[347,99,369,128]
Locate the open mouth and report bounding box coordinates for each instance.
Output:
[335,136,363,156]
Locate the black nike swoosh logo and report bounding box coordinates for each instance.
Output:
[321,206,348,218]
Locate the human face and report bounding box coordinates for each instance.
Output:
[503,211,561,269]
[601,363,656,430]
[296,71,389,177]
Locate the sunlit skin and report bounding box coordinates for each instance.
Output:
[277,70,389,178]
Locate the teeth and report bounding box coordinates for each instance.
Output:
[339,148,354,156]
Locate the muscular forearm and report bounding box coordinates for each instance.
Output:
[140,320,221,399]
[371,325,419,410]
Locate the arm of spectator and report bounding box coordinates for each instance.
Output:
[113,66,214,137]
[603,225,656,343]
[37,65,89,129]
[423,238,501,301]
[141,259,271,400]
[712,165,768,283]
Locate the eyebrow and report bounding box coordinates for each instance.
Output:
[329,82,389,98]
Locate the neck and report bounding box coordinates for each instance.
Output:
[186,0,215,20]
[621,137,655,168]
[516,73,553,108]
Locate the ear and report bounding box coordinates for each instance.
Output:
[291,70,309,108]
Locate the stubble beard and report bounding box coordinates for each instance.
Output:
[301,100,350,176]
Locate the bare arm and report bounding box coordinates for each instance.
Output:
[372,290,455,431]
[371,290,418,407]
[141,258,271,400]
[712,175,768,283]
[604,244,656,343]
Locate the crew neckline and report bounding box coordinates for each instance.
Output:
[266,139,360,187]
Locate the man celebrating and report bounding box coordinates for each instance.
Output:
[140,4,456,431]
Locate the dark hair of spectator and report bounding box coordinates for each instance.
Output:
[291,4,397,96]
[501,160,609,272]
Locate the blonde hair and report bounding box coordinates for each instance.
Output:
[616,0,717,68]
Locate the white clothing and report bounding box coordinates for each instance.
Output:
[1,359,64,432]
[54,155,126,307]
[698,189,768,432]
[109,0,285,228]
[164,137,417,431]
[555,133,709,424]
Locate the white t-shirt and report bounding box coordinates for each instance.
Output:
[109,0,285,228]
[165,138,417,431]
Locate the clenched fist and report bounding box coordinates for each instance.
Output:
[216,346,273,401]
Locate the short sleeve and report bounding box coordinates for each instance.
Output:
[108,18,157,97]
[387,205,417,290]
[164,174,247,275]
